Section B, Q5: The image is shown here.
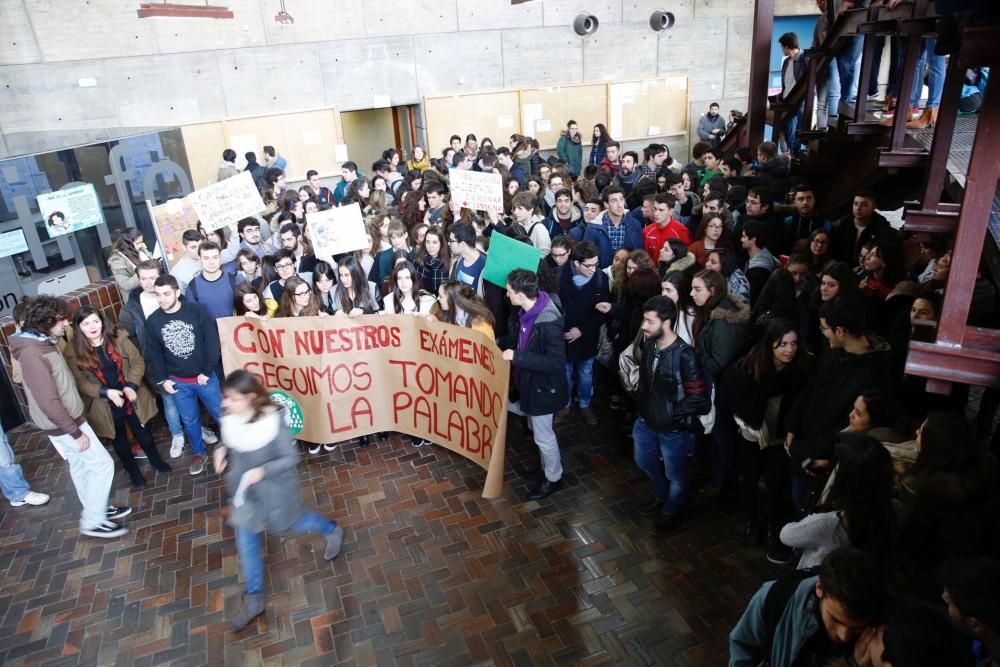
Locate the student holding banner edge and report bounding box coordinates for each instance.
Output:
[502,268,568,500]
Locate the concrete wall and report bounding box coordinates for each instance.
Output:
[0,0,819,160]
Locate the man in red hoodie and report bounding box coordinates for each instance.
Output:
[10,296,129,538]
[643,192,691,261]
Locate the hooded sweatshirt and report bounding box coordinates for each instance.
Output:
[10,332,86,438]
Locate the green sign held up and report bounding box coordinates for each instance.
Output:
[483,232,542,287]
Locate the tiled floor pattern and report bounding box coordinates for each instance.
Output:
[0,406,777,666]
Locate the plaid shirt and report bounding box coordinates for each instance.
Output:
[637,163,658,180]
[602,213,626,251]
[415,256,449,295]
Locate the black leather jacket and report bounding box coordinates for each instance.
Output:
[636,338,710,433]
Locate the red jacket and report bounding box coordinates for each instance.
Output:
[643,220,691,262]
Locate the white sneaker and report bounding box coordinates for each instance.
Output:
[10,491,50,507]
[170,434,185,458]
[201,427,218,445]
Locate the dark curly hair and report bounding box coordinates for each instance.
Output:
[20,296,73,336]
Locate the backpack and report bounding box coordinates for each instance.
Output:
[761,569,819,633]
[187,271,237,304]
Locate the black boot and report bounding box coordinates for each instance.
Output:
[743,519,766,547]
[359,435,370,448]
[527,478,562,500]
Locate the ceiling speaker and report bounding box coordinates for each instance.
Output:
[572,13,599,36]
[649,10,675,31]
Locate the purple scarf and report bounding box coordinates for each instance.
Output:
[517,291,550,352]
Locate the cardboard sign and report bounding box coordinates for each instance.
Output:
[148,197,200,268]
[482,232,542,288]
[449,169,503,215]
[219,315,509,498]
[189,171,264,233]
[36,184,105,238]
[307,203,369,260]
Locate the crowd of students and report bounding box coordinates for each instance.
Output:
[4,121,999,651]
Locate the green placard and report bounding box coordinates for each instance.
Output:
[483,232,542,287]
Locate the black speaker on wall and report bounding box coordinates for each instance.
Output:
[572,13,599,36]
[649,10,675,31]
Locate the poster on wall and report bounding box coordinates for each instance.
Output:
[188,171,264,233]
[147,197,200,269]
[307,203,369,260]
[36,184,105,238]
[0,229,29,258]
[219,314,509,498]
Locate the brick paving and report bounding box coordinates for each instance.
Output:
[0,405,777,666]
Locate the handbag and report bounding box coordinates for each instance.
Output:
[596,323,614,367]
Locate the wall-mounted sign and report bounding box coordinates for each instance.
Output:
[36,184,105,238]
[0,229,29,258]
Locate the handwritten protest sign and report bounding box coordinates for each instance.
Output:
[482,232,542,287]
[147,197,200,268]
[189,171,264,233]
[36,184,105,238]
[307,203,369,260]
[449,169,503,215]
[219,315,509,497]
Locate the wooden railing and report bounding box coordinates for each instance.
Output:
[735,1,1000,392]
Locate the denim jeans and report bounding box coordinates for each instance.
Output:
[816,59,841,129]
[235,511,336,594]
[837,35,864,103]
[632,418,694,516]
[565,356,596,409]
[47,422,115,530]
[161,392,183,437]
[784,101,805,152]
[0,422,31,503]
[910,37,946,110]
[170,373,222,456]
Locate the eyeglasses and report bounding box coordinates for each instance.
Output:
[551,252,569,259]
[580,261,600,270]
[294,290,311,297]
[275,262,294,269]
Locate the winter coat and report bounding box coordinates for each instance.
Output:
[588,141,607,166]
[556,133,583,177]
[720,360,804,434]
[510,297,569,416]
[729,576,822,667]
[217,161,240,182]
[695,293,752,379]
[785,333,893,442]
[9,333,86,438]
[697,113,727,145]
[636,338,710,433]
[559,267,611,362]
[569,213,645,269]
[831,212,901,264]
[107,251,141,299]
[222,407,305,533]
[63,330,158,439]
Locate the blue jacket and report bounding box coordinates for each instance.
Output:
[729,577,821,667]
[569,212,645,268]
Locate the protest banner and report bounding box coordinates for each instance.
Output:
[147,197,200,268]
[449,169,504,215]
[482,231,542,287]
[36,184,105,238]
[188,171,265,233]
[307,203,369,260]
[219,315,509,498]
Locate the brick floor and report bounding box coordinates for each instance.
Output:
[0,405,777,666]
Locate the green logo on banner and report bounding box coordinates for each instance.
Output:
[270,390,304,435]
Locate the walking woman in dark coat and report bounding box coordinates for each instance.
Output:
[214,370,346,630]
